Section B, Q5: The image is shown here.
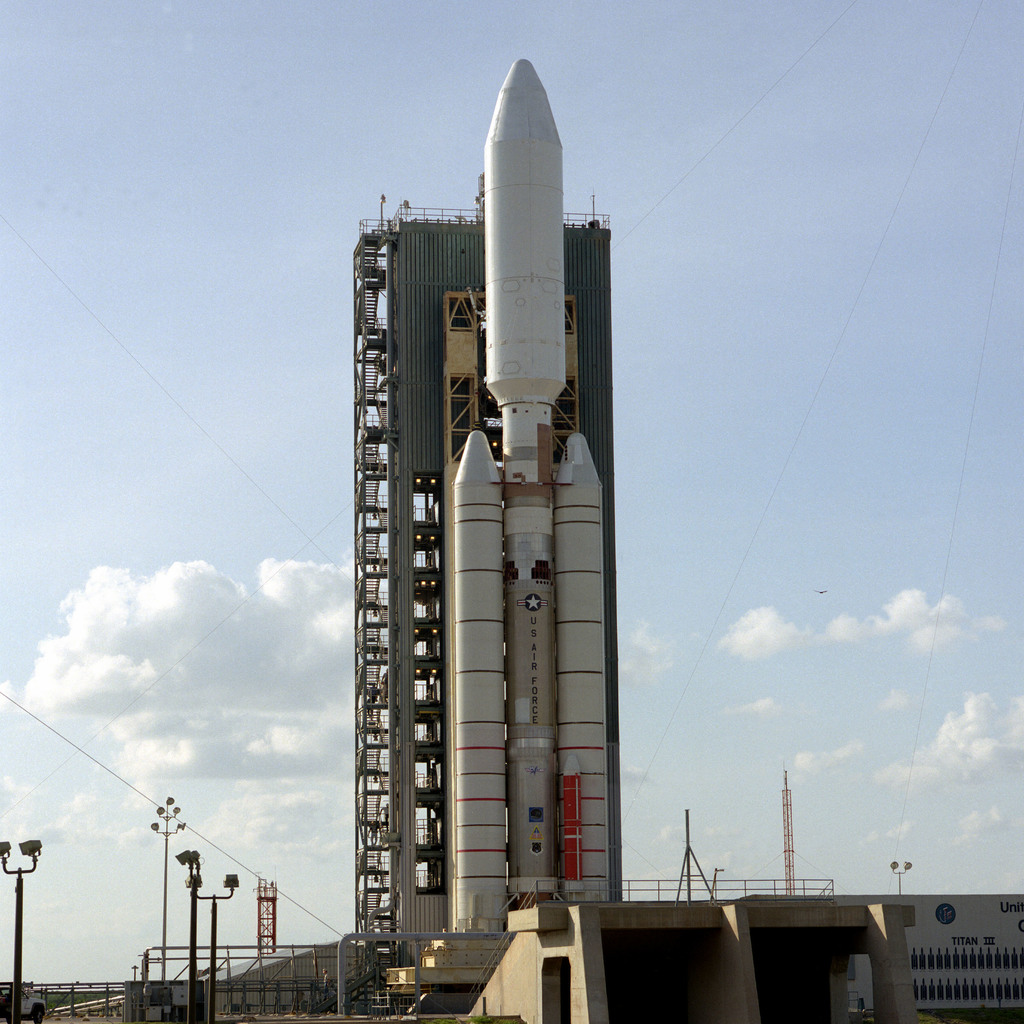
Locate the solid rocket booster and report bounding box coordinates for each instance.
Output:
[554,433,608,893]
[452,59,608,930]
[452,432,507,932]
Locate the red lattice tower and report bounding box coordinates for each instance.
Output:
[257,878,278,954]
[782,770,795,896]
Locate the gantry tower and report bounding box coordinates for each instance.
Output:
[353,205,620,939]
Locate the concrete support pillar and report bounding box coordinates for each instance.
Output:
[689,903,761,1023]
[829,954,851,1023]
[862,904,917,1024]
[569,905,609,1024]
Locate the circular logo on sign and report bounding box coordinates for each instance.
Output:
[936,903,956,925]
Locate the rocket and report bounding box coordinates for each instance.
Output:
[452,59,609,932]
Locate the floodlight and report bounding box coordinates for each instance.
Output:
[151,823,160,832]
[166,797,175,805]
[890,861,899,870]
[904,862,912,871]
[176,850,198,866]
[224,874,239,890]
[0,842,10,857]
[19,840,42,857]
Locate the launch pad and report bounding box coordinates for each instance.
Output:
[475,900,917,1024]
[348,58,922,1024]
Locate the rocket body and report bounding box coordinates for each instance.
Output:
[486,59,562,898]
[452,59,608,931]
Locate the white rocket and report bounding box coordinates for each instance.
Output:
[452,59,609,932]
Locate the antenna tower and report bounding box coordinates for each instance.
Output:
[783,770,795,895]
[674,809,714,904]
[257,877,278,954]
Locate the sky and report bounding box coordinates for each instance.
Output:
[3,0,1023,981]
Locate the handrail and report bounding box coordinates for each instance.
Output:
[360,209,609,233]
[498,877,835,905]
[621,878,835,903]
[468,931,515,1011]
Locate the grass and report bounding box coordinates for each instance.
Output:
[864,1011,1024,1024]
[420,1018,517,1023]
[420,1017,519,1023]
[916,1012,1024,1023]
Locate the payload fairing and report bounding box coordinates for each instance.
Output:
[452,60,610,932]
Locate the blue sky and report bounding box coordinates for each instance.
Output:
[3,0,1023,979]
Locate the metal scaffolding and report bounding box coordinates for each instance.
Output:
[352,211,619,1006]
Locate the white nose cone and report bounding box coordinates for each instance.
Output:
[485,60,565,414]
[487,59,561,147]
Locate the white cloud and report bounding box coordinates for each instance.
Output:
[862,822,915,846]
[1004,695,1024,745]
[620,763,649,788]
[793,739,864,774]
[725,696,782,717]
[201,780,350,860]
[619,620,676,686]
[852,590,1003,654]
[875,692,1024,790]
[718,606,812,660]
[719,589,1003,660]
[879,688,912,711]
[657,823,686,844]
[1,679,22,711]
[20,559,353,786]
[954,806,1004,845]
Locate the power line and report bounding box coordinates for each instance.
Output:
[623,0,991,827]
[891,26,1024,868]
[0,684,345,937]
[614,0,863,251]
[0,210,350,575]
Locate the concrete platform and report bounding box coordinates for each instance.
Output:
[474,900,917,1024]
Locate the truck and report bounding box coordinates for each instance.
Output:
[0,985,46,1024]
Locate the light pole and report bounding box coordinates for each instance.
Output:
[176,850,203,1024]
[151,798,185,983]
[890,860,912,894]
[198,874,238,1024]
[1,840,43,1024]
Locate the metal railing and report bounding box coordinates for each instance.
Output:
[217,978,324,1015]
[360,208,610,233]
[23,984,123,1018]
[502,877,836,905]
[620,877,835,903]
[710,878,835,902]
[468,931,515,1012]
